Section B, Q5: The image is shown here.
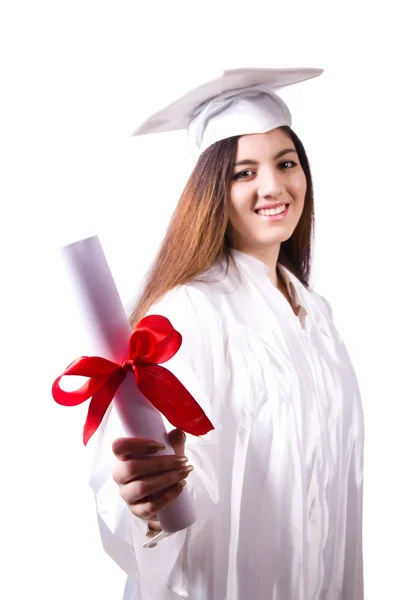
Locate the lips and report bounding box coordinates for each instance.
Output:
[255,203,290,221]
[254,202,289,212]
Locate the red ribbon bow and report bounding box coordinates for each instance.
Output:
[52,315,214,445]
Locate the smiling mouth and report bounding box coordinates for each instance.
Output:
[255,203,289,218]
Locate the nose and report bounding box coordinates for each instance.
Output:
[256,167,284,200]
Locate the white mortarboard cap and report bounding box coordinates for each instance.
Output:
[132,67,323,159]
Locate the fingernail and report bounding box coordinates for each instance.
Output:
[175,429,186,442]
[179,465,194,475]
[174,457,189,465]
[175,480,187,490]
[147,442,166,452]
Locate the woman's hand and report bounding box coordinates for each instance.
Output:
[112,428,193,529]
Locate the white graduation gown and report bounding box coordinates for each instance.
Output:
[88,249,364,600]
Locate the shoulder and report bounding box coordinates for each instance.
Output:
[148,283,215,317]
[147,260,234,318]
[313,292,334,320]
[147,282,224,340]
[304,288,334,322]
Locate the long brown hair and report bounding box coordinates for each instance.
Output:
[129,126,315,327]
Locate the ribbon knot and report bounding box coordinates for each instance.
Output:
[52,314,214,445]
[120,359,134,371]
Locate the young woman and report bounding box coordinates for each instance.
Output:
[89,68,364,599]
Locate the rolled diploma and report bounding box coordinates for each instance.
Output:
[59,235,197,533]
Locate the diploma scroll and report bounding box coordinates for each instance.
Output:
[57,235,197,534]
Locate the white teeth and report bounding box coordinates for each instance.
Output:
[257,204,287,217]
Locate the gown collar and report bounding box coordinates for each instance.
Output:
[229,248,308,325]
[229,249,302,307]
[229,248,269,277]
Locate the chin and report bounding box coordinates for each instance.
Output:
[256,228,296,246]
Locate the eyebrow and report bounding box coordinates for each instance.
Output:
[234,147,297,167]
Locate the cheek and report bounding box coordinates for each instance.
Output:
[228,197,241,225]
[289,174,307,208]
[228,204,244,231]
[228,190,254,234]
[229,185,253,215]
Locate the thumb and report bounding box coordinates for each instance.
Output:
[167,428,186,457]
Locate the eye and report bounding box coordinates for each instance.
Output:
[233,169,255,180]
[279,160,297,169]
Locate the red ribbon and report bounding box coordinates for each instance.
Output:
[52,315,214,445]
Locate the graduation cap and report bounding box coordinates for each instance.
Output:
[132,67,324,158]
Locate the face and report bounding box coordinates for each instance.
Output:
[228,129,307,261]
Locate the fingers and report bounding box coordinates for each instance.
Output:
[130,480,188,521]
[112,453,189,485]
[146,517,162,535]
[119,464,193,507]
[167,428,186,457]
[112,437,166,460]
[112,429,187,460]
[112,430,192,523]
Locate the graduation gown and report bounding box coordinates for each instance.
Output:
[88,249,364,599]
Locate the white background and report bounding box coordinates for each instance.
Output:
[1,1,396,598]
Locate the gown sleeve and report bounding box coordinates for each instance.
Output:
[87,284,226,598]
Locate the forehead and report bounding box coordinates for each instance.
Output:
[235,129,293,157]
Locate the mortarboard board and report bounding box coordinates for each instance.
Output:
[132,67,323,158]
